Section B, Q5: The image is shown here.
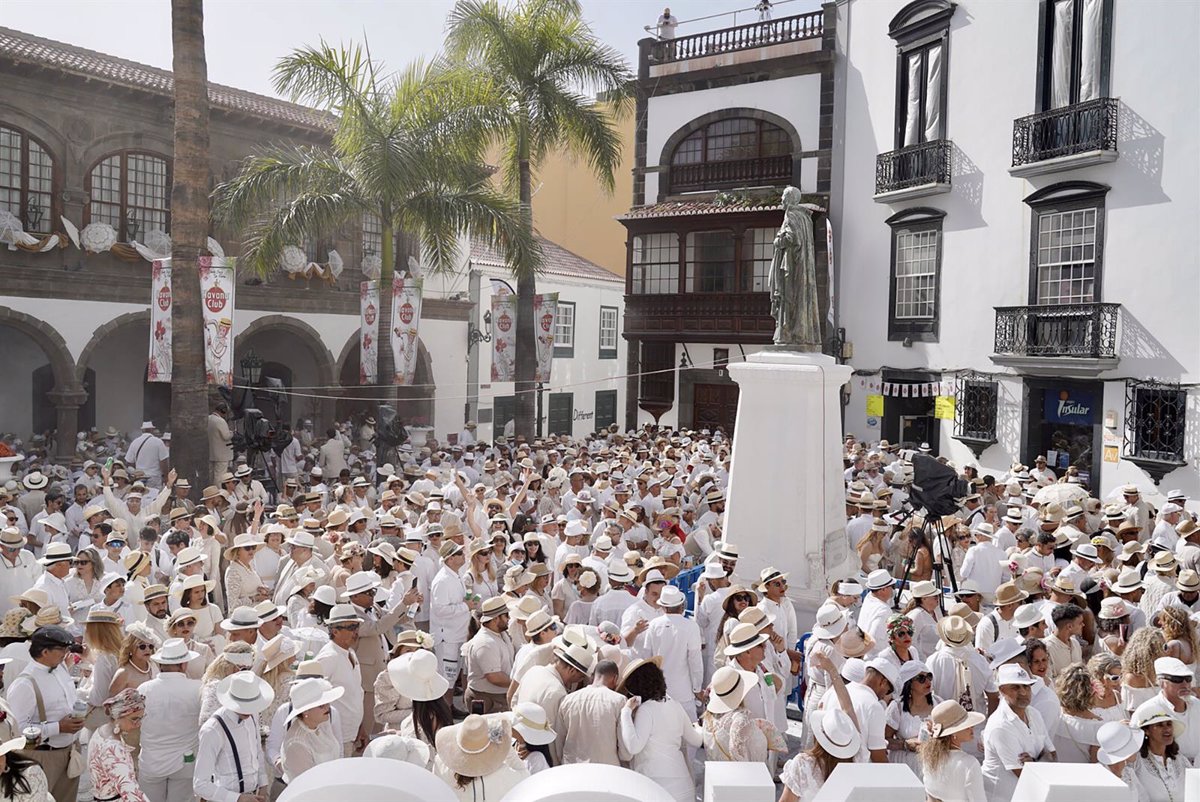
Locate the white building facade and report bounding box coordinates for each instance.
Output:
[831,0,1200,501]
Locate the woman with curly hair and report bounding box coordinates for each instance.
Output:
[1157,605,1200,671]
[1023,639,1062,736]
[108,622,161,697]
[1088,653,1127,722]
[617,657,702,802]
[1053,662,1102,762]
[1122,626,1166,716]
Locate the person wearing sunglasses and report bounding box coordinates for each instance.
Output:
[886,659,937,777]
[108,621,161,700]
[1152,656,1200,764]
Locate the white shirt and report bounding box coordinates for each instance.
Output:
[194,707,267,802]
[620,596,664,659]
[643,613,703,712]
[139,671,202,778]
[960,541,1007,596]
[0,550,40,614]
[430,564,471,644]
[126,432,169,486]
[8,660,78,748]
[981,701,1054,802]
[316,640,363,743]
[825,681,887,756]
[924,749,986,802]
[974,610,1019,652]
[32,571,70,618]
[589,587,637,628]
[857,593,893,657]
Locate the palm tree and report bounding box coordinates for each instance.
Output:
[213,44,535,417]
[169,0,212,491]
[445,0,631,439]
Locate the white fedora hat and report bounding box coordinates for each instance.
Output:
[151,637,200,666]
[340,570,382,601]
[215,670,274,715]
[1096,721,1145,766]
[811,709,861,759]
[511,702,557,746]
[706,665,759,715]
[219,606,261,632]
[285,677,345,724]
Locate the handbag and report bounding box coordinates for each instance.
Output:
[16,675,85,778]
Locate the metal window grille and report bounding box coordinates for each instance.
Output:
[1124,380,1186,464]
[740,227,773,292]
[89,155,123,230]
[631,233,679,295]
[893,229,938,319]
[954,373,998,445]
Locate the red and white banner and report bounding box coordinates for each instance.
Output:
[390,275,423,385]
[148,260,172,382]
[533,292,558,383]
[199,257,235,388]
[359,280,380,385]
[490,293,517,382]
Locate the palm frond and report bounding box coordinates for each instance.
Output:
[211,147,358,229]
[235,189,366,277]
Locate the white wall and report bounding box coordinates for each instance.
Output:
[0,328,46,437]
[88,322,149,437]
[644,72,823,201]
[833,0,1200,498]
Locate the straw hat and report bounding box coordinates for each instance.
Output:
[724,622,769,657]
[434,715,513,778]
[22,605,74,634]
[223,533,265,562]
[150,637,199,665]
[387,650,449,702]
[616,655,663,694]
[173,572,216,599]
[706,665,759,715]
[0,608,31,639]
[837,626,876,658]
[927,699,985,739]
[812,608,848,641]
[523,610,559,639]
[1151,551,1179,574]
[993,582,1028,607]
[215,671,274,715]
[37,543,73,566]
[937,615,974,648]
[285,678,344,724]
[260,633,301,672]
[810,709,861,759]
[220,606,261,632]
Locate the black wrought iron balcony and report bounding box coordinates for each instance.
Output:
[993,302,1120,365]
[1011,98,1119,175]
[649,11,824,65]
[874,140,952,200]
[670,154,793,194]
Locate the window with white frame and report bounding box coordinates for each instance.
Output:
[1035,207,1097,305]
[631,233,678,295]
[886,207,944,341]
[87,151,169,241]
[554,301,575,358]
[599,306,618,359]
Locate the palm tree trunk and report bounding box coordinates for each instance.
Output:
[169,0,211,492]
[514,156,537,441]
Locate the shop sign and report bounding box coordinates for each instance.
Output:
[1044,389,1095,425]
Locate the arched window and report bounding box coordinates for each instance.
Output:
[0,124,56,234]
[669,117,792,194]
[86,151,170,241]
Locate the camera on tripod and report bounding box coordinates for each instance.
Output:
[373,405,408,450]
[232,408,274,454]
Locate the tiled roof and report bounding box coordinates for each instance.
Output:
[618,198,784,220]
[471,235,623,285]
[0,27,334,132]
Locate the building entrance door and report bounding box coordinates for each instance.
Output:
[692,383,739,435]
[1026,382,1101,487]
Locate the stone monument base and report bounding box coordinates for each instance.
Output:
[723,350,855,628]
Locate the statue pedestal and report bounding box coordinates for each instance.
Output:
[723,350,855,626]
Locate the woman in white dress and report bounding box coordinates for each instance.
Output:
[700,665,786,764]
[919,700,985,802]
[0,734,52,802]
[886,660,937,777]
[280,679,344,784]
[173,574,224,652]
[65,547,104,614]
[1122,627,1166,716]
[564,569,600,627]
[617,658,703,802]
[903,581,942,659]
[1131,697,1193,802]
[1054,662,1102,762]
[1088,654,1127,723]
[780,709,861,802]
[253,525,286,595]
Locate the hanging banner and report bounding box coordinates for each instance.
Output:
[533,292,558,383]
[199,257,235,388]
[490,293,517,382]
[148,259,172,382]
[825,217,836,327]
[359,280,380,385]
[391,275,423,386]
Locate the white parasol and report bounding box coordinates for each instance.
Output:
[1032,483,1090,506]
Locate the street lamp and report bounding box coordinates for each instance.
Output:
[125,210,140,242]
[240,348,264,384]
[467,309,493,350]
[24,202,43,232]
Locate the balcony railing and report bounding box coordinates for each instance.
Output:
[650,11,823,65]
[993,303,1120,358]
[625,292,775,342]
[1012,97,1119,167]
[875,140,952,195]
[670,154,793,193]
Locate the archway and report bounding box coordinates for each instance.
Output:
[0,307,83,455]
[335,332,436,428]
[76,311,170,437]
[234,316,337,431]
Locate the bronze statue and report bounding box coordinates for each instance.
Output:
[768,186,823,351]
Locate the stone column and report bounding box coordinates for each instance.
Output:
[47,386,89,461]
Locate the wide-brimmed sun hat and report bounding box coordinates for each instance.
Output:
[706,665,759,715]
[811,709,861,759]
[387,650,449,702]
[285,677,344,724]
[434,714,513,778]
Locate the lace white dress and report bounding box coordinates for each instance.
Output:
[7,763,54,802]
[700,708,786,764]
[780,752,828,802]
[1134,752,1193,802]
[886,700,935,777]
[280,718,343,783]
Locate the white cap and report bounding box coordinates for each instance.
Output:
[996,664,1037,686]
[1154,656,1195,681]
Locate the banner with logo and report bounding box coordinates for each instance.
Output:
[826,217,836,327]
[199,257,235,388]
[533,292,558,383]
[148,259,172,382]
[391,275,423,385]
[490,293,517,382]
[1043,389,1095,425]
[359,280,380,384]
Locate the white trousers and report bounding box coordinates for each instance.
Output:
[141,763,195,802]
[436,640,463,685]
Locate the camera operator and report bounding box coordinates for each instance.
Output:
[208,403,234,486]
